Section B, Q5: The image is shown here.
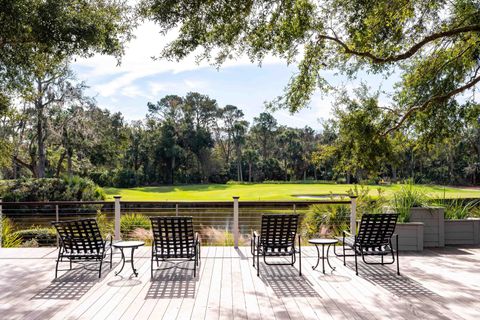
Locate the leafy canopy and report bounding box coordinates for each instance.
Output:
[142,0,480,133]
[0,0,134,89]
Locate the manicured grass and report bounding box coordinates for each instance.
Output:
[103,183,480,201]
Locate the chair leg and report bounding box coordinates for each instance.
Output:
[151,256,154,278]
[195,243,199,267]
[55,259,60,279]
[99,259,103,278]
[197,241,201,263]
[110,248,113,269]
[69,259,72,270]
[396,236,400,276]
[354,250,358,276]
[252,239,255,267]
[343,242,346,266]
[257,251,260,277]
[298,237,302,276]
[193,258,197,278]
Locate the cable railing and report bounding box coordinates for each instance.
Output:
[0,196,357,247]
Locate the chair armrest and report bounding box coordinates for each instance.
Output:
[195,232,201,244]
[252,231,260,247]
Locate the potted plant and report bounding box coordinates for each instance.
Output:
[433,198,480,245]
[392,183,444,248]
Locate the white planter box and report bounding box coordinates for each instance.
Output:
[445,218,480,245]
[410,207,445,247]
[393,222,424,251]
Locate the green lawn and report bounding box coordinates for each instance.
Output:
[103,183,480,201]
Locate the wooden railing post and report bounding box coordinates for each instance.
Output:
[350,196,357,236]
[233,196,239,248]
[55,204,59,248]
[114,196,121,241]
[0,197,3,248]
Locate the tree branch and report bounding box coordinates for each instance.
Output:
[383,72,480,135]
[318,24,480,63]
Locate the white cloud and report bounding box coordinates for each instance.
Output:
[184,79,208,90]
[73,21,285,98]
[122,85,145,98]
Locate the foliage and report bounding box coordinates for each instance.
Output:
[200,226,246,246]
[16,226,56,246]
[302,204,350,238]
[0,177,105,201]
[96,211,114,238]
[143,0,480,135]
[0,0,134,90]
[391,182,429,222]
[120,213,151,238]
[431,198,480,220]
[348,184,389,215]
[128,228,153,245]
[1,217,22,248]
[331,86,394,180]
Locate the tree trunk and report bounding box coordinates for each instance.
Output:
[35,80,46,178]
[171,157,175,185]
[55,151,66,178]
[36,109,46,178]
[248,163,252,182]
[66,148,73,178]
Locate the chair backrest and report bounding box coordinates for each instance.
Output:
[52,218,104,253]
[150,217,195,256]
[260,214,299,249]
[356,213,398,246]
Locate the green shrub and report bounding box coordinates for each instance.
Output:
[1,217,22,248]
[113,169,139,188]
[431,198,480,220]
[16,227,56,246]
[96,211,114,238]
[302,204,350,238]
[88,170,114,187]
[0,176,105,201]
[348,184,388,215]
[120,213,150,238]
[391,182,428,222]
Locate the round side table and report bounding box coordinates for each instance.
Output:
[113,241,145,277]
[308,238,338,274]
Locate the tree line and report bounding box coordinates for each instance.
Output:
[1,67,479,186]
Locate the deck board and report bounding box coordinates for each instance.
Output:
[0,246,479,320]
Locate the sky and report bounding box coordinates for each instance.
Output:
[71,21,397,129]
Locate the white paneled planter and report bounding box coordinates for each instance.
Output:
[409,207,445,247]
[394,222,424,251]
[444,218,480,245]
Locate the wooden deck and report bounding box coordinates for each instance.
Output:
[0,246,479,320]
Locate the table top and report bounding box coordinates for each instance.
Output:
[308,238,338,245]
[113,241,145,248]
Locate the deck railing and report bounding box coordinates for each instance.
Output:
[0,196,357,247]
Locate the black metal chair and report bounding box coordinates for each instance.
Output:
[339,213,399,276]
[251,214,302,277]
[52,218,112,278]
[150,216,200,278]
